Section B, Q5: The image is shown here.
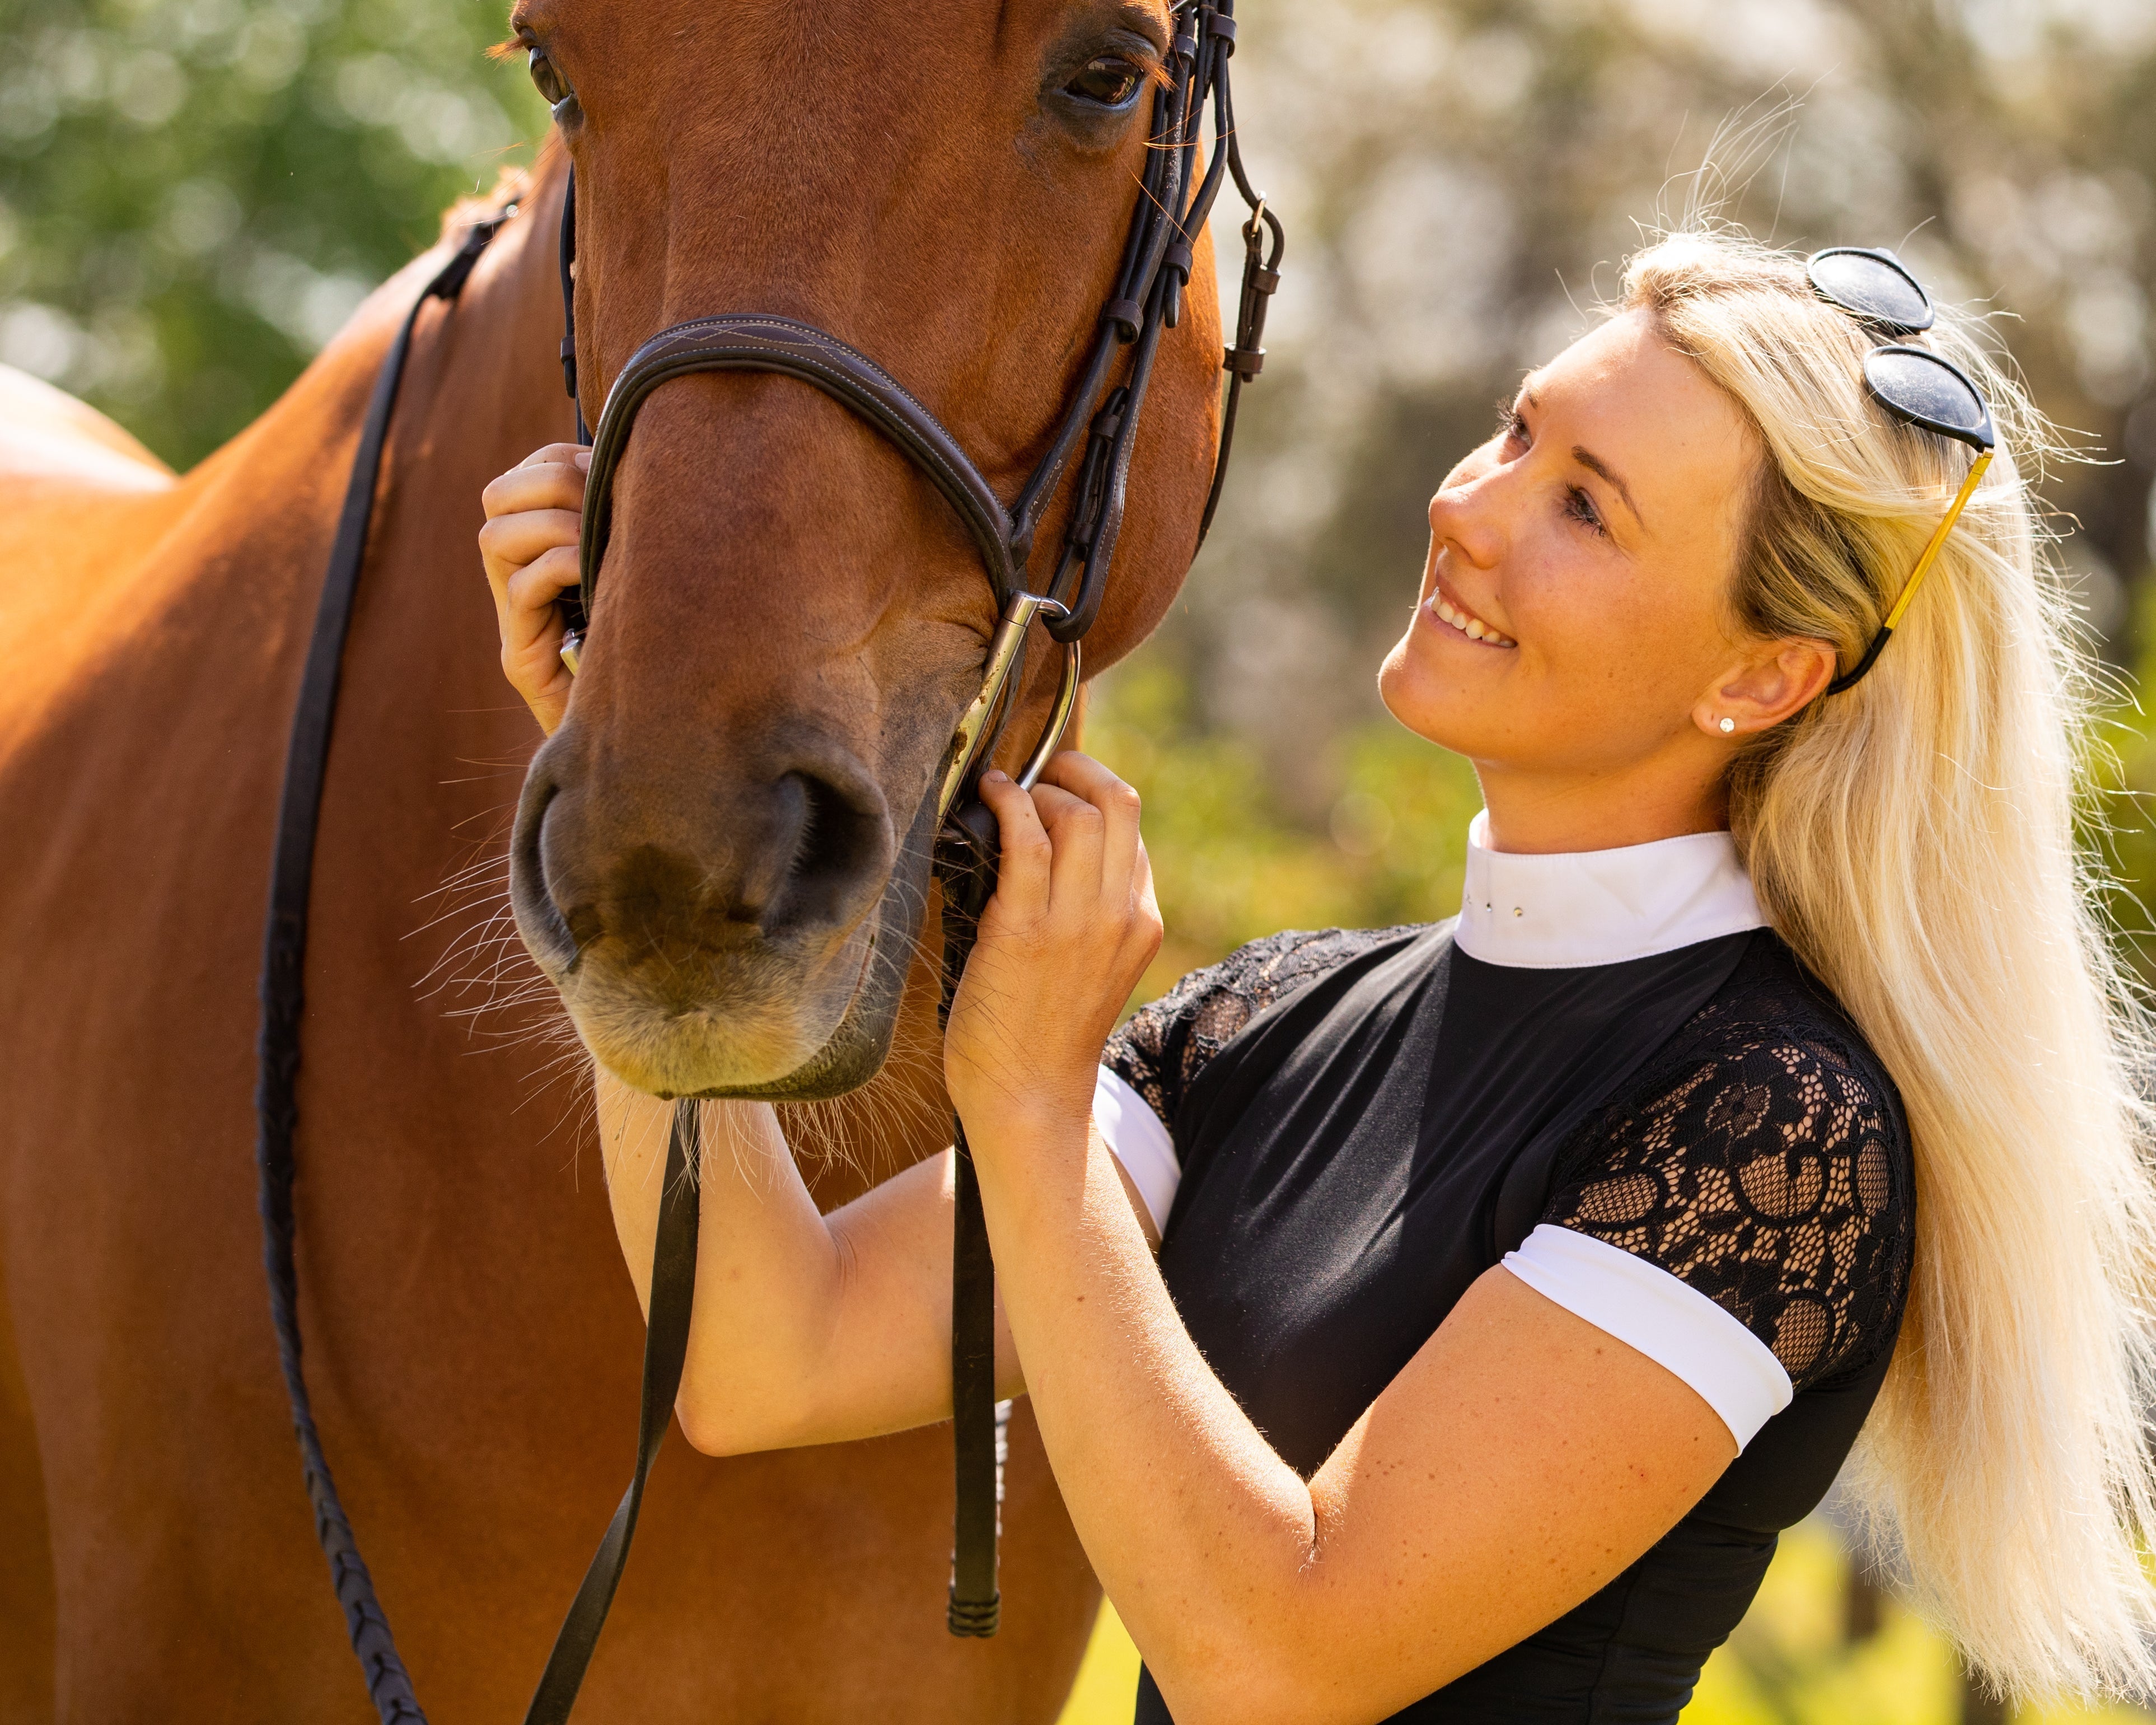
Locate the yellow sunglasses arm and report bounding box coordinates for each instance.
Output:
[1882,449,1993,632]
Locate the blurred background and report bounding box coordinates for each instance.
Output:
[7,0,2156,1717]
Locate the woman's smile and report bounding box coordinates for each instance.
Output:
[1424,571,1517,648]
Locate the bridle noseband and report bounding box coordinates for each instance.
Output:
[556,312,1089,834]
[256,7,1280,1723]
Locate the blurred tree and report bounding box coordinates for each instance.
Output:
[0,0,545,469]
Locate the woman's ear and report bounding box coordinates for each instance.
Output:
[1692,638,1838,741]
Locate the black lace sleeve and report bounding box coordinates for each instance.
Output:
[1541,975,1914,1393]
[1102,925,1423,1133]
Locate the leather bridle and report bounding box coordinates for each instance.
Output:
[252,6,1280,1723]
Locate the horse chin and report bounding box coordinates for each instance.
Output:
[564,914,901,1100]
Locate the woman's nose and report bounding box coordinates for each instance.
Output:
[1428,470,1505,571]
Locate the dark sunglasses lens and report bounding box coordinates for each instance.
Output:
[1808,248,1934,333]
[1863,346,1994,451]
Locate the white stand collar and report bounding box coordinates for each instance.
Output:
[1455,810,1766,970]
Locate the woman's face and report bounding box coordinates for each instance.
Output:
[1381,310,1812,827]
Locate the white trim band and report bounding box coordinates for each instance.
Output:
[1502,1224,1792,1450]
[1095,1066,1181,1236]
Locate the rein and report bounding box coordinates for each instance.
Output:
[251,6,1279,1721]
[253,209,509,1725]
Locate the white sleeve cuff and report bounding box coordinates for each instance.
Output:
[1093,1066,1180,1237]
[1501,1223,1793,1451]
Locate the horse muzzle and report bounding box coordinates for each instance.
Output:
[508,724,928,1098]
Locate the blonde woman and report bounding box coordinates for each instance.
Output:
[479,230,2156,1721]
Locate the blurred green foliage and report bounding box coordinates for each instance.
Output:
[1087,656,1484,1000]
[0,0,545,468]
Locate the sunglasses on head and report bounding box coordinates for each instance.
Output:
[1803,247,1996,694]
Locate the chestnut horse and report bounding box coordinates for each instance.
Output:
[0,2,1228,1718]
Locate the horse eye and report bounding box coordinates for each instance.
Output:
[527,46,569,107]
[1064,56,1143,107]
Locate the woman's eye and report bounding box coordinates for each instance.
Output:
[1566,487,1606,536]
[1494,400,1528,448]
[528,46,570,108]
[1065,56,1144,106]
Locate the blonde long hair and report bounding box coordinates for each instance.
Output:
[1620,231,2156,1697]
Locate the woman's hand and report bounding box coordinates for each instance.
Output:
[944,754,1163,1139]
[478,442,588,736]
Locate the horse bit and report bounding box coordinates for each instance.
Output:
[252,6,1281,1722]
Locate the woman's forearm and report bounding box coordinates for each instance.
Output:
[972,1109,1322,1720]
[593,1077,853,1451]
[593,1073,1016,1453]
[975,1104,1737,1725]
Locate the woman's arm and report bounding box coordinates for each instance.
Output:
[478,452,1156,1453]
[951,767,1738,1725]
[593,1078,1162,1453]
[590,1079,996,1450]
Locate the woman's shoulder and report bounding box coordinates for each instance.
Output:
[1546,929,1914,1392]
[1671,931,1906,1125]
[1103,923,1433,1133]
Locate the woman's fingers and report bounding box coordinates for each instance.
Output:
[495,546,577,733]
[1041,752,1143,910]
[979,772,1051,918]
[502,545,581,641]
[1026,781,1106,913]
[947,754,1157,1129]
[522,441,591,470]
[479,506,584,588]
[478,444,592,738]
[978,754,1152,955]
[480,451,587,523]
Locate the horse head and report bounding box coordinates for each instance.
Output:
[508,0,1236,1100]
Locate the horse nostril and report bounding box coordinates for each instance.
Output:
[766,769,889,936]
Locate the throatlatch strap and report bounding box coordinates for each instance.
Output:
[254,211,506,1725]
[522,1101,704,1724]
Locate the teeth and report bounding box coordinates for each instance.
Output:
[1428,592,1515,649]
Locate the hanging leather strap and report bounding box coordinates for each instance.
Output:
[254,208,508,1725]
[521,1102,705,1723]
[946,1123,1001,1634]
[933,845,1003,1634]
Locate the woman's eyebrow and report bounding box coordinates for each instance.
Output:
[1572,447,1644,531]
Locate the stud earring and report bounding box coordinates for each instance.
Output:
[1718,716,1737,735]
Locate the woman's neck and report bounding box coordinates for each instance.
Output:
[1472,760,1729,857]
